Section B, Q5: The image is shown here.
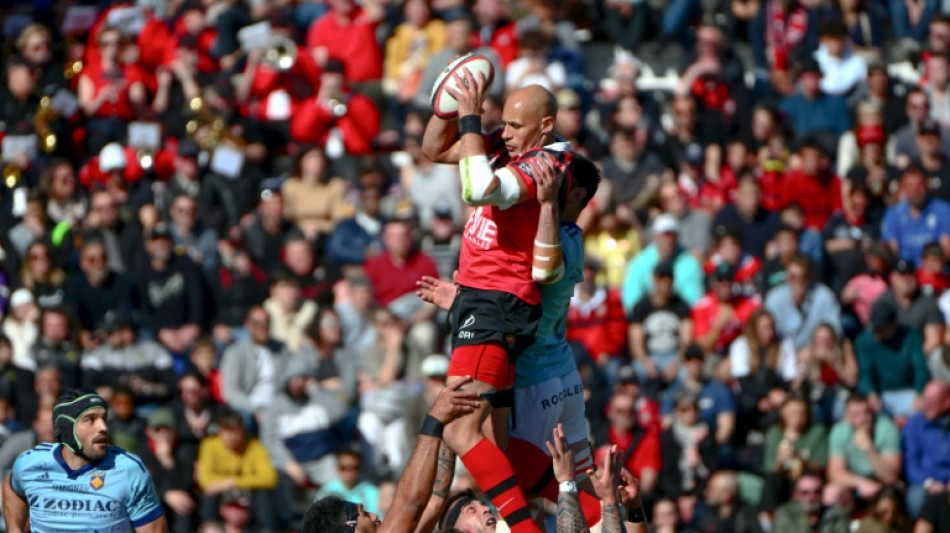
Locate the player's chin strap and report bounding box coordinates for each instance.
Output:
[53,393,107,460]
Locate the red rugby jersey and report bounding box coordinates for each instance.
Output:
[455,131,572,305]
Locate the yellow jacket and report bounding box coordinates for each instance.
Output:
[384,20,446,93]
[197,435,278,491]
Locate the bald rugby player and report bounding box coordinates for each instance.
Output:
[421,69,578,532]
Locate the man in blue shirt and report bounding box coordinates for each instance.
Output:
[2,390,166,533]
[779,58,851,144]
[882,165,950,265]
[903,380,950,517]
[621,214,704,312]
[764,255,841,350]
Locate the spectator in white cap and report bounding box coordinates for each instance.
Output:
[621,213,704,313]
[2,288,38,370]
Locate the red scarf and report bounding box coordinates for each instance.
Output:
[766,0,809,70]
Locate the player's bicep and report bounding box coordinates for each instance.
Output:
[134,515,168,533]
[127,468,165,527]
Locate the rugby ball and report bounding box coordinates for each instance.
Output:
[430,54,495,119]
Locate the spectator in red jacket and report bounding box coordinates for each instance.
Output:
[472,0,520,67]
[78,142,145,194]
[306,0,384,85]
[363,219,439,353]
[593,388,661,496]
[781,137,842,266]
[290,59,380,159]
[692,263,762,355]
[77,26,148,153]
[567,259,627,384]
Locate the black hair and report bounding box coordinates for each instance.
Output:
[302,496,350,533]
[214,407,244,430]
[440,489,481,528]
[568,153,602,208]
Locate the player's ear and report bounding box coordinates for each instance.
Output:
[540,115,555,135]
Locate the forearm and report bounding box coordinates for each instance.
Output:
[382,435,444,533]
[421,117,460,163]
[412,442,456,533]
[556,491,590,533]
[828,462,873,488]
[715,415,735,445]
[533,203,564,283]
[600,503,623,533]
[866,450,900,484]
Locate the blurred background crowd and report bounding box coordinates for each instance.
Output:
[6,0,950,532]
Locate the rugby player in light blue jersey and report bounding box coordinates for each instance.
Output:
[3,390,166,533]
[418,154,603,513]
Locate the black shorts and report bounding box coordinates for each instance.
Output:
[449,285,542,359]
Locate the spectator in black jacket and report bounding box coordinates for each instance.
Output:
[242,184,300,277]
[660,390,720,499]
[210,234,268,348]
[139,407,199,533]
[170,372,224,454]
[64,238,136,350]
[136,223,203,360]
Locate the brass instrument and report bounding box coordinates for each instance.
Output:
[2,165,21,189]
[64,59,83,80]
[261,36,297,72]
[184,96,245,151]
[34,96,58,153]
[137,149,154,170]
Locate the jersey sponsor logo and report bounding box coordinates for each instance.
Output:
[464,207,497,250]
[458,331,475,339]
[460,315,476,329]
[89,472,106,491]
[539,383,583,410]
[28,495,120,512]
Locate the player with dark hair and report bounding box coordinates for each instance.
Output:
[3,389,167,532]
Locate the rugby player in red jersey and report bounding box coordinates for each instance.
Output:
[420,69,573,532]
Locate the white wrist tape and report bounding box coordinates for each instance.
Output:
[460,156,521,205]
[532,263,565,284]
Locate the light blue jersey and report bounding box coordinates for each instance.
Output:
[11,443,163,532]
[514,222,584,387]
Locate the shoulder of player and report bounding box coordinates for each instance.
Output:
[108,447,149,473]
[13,442,53,467]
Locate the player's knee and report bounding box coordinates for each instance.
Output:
[444,409,484,452]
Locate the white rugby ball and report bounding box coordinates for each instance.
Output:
[430,54,495,119]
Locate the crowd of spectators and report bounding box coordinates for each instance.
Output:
[8,0,950,532]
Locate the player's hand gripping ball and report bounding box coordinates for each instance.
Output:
[430,54,495,119]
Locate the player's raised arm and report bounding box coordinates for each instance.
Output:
[421,114,462,164]
[449,69,531,207]
[532,156,565,284]
[378,378,481,533]
[3,472,27,533]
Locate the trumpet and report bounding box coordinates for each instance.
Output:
[35,96,58,153]
[261,36,297,72]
